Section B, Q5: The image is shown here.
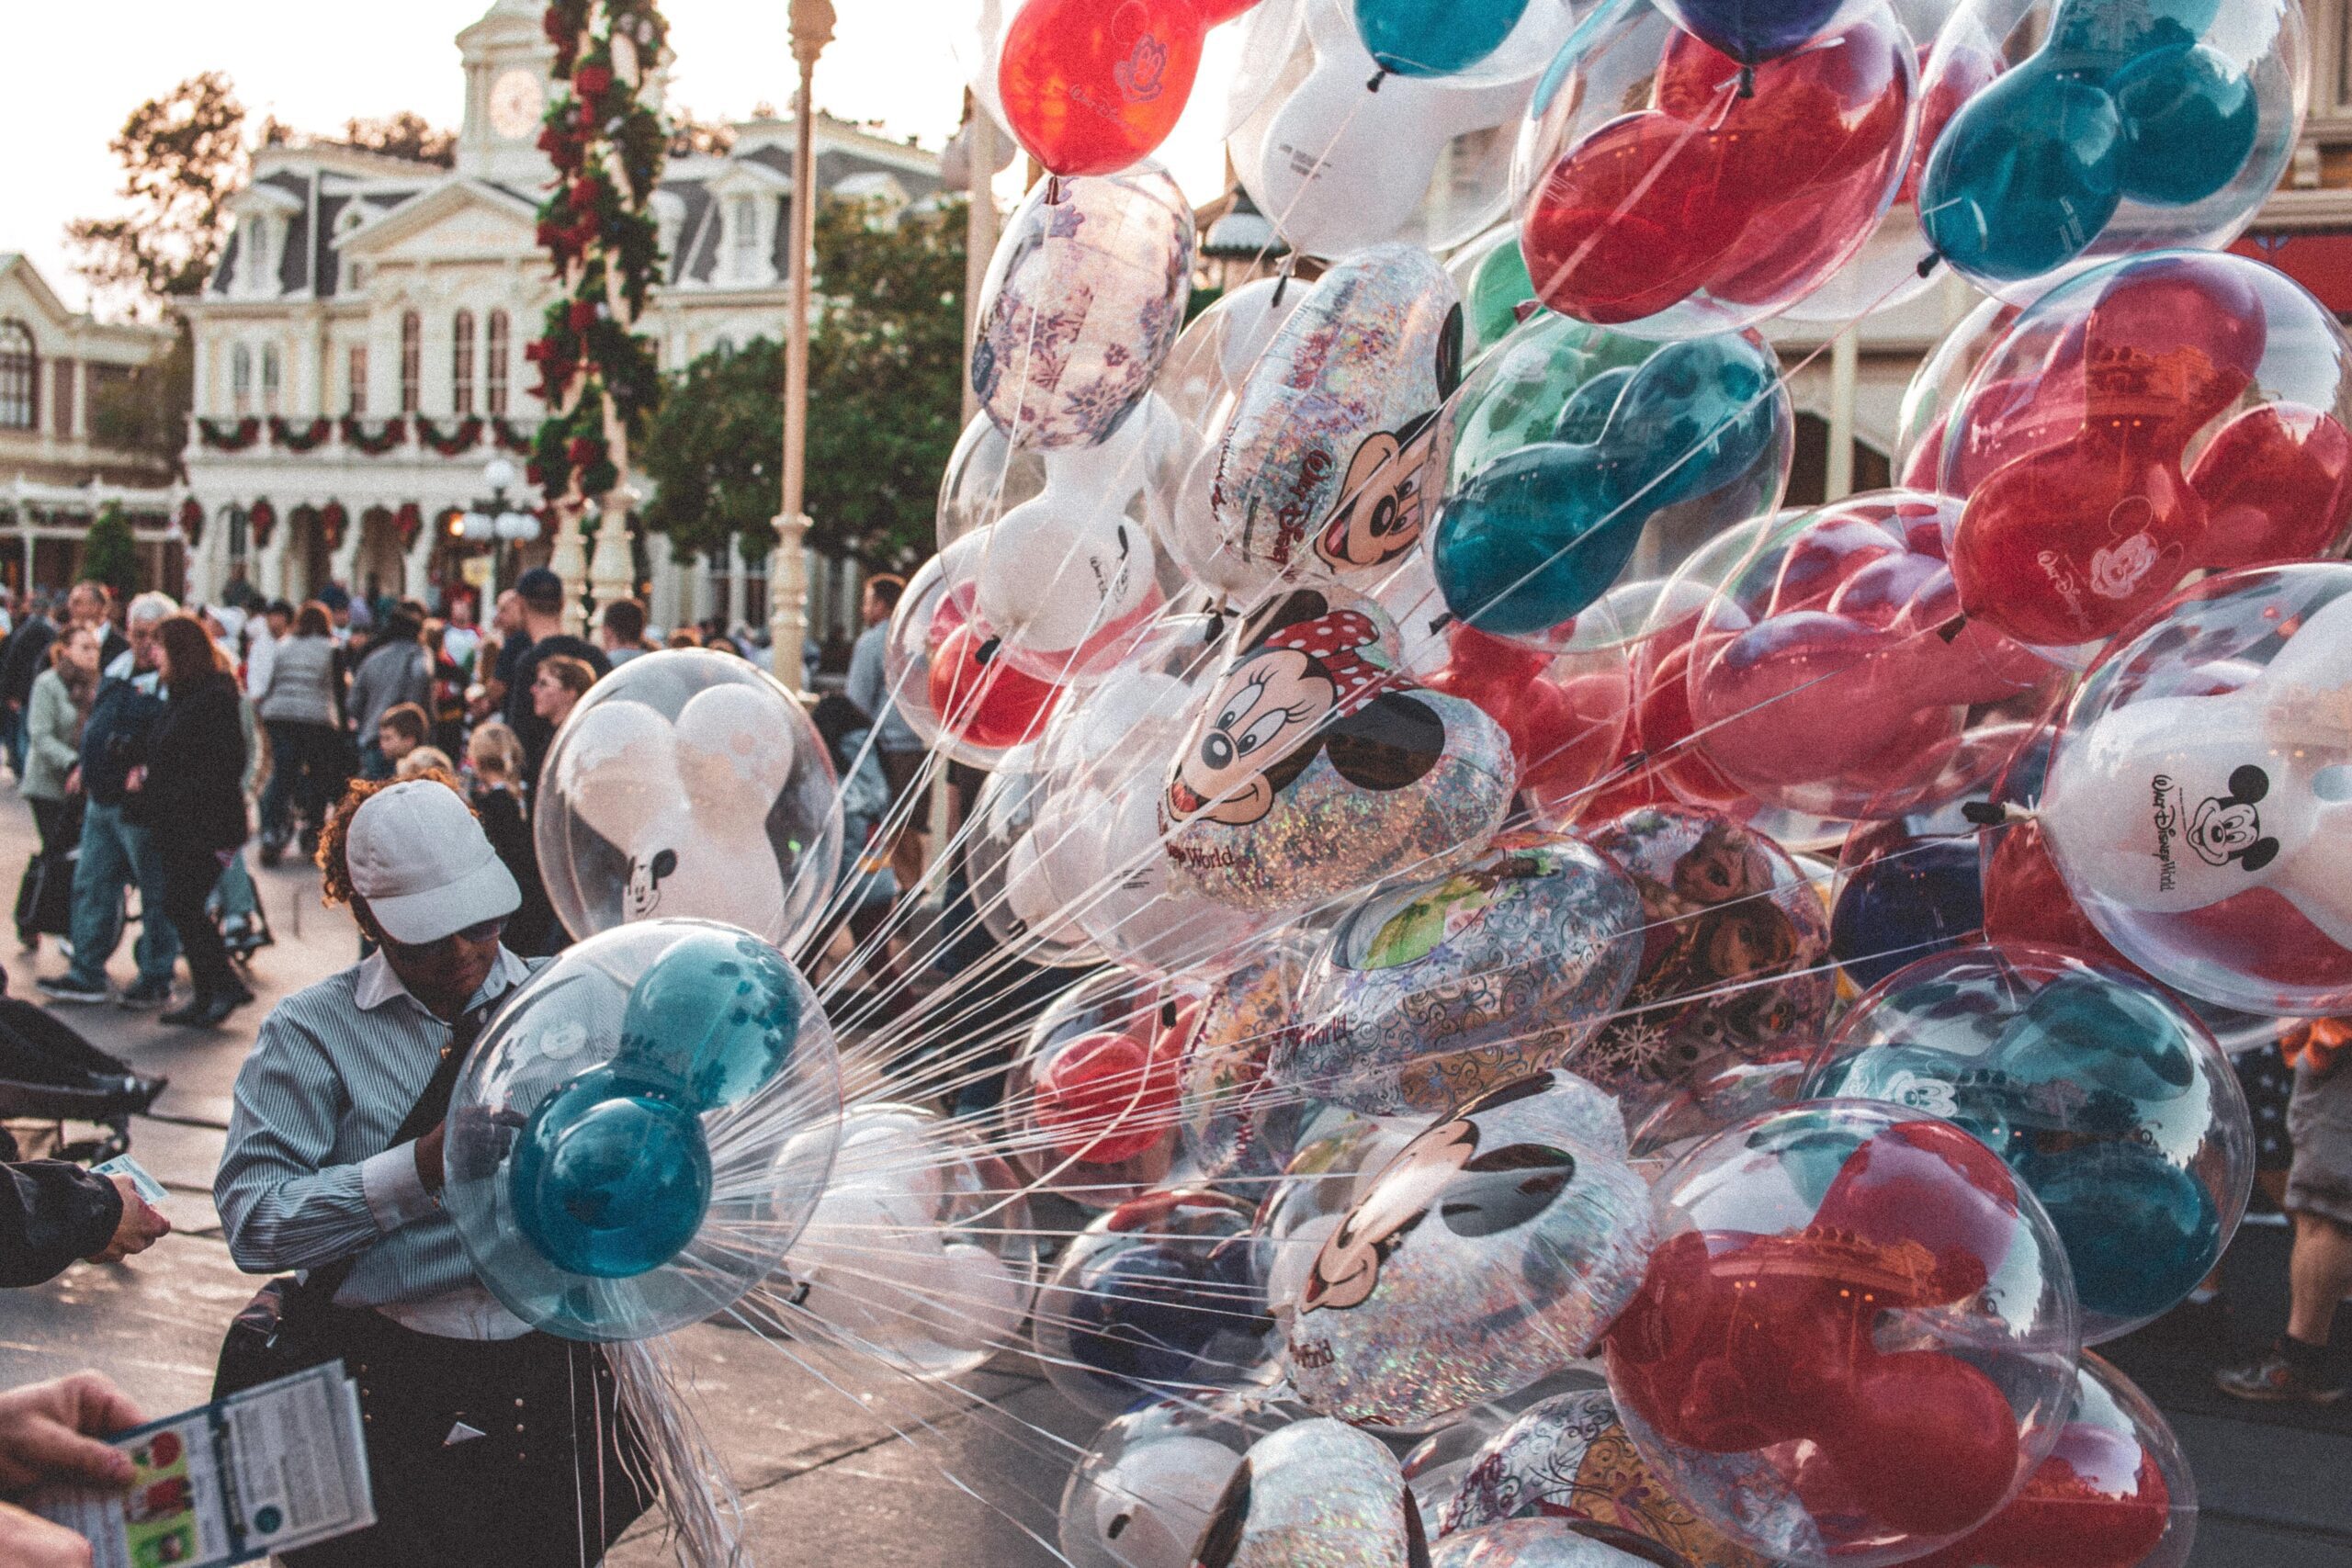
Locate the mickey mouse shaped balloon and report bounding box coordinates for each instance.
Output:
[1280,1071,1655,1429]
[1161,589,1517,915]
[2040,565,2352,1015]
[1209,245,1464,592]
[536,649,842,949]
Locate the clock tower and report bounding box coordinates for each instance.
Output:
[455,0,557,186]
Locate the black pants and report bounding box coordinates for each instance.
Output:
[286,1310,654,1568]
[155,840,236,1000]
[28,795,81,861]
[260,720,345,840]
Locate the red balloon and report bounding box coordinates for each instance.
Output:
[2188,401,2352,568]
[1900,42,2001,206]
[1521,112,1750,324]
[1981,818,2144,975]
[1426,625,1630,813]
[1808,1351,2023,1538]
[1034,1028,1180,1163]
[997,0,1204,177]
[1908,1422,2170,1568]
[928,619,1064,752]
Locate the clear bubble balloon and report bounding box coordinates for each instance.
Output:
[1894,294,2018,488]
[1916,0,2306,298]
[535,649,842,949]
[1604,1100,2080,1567]
[1809,943,2255,1341]
[2039,564,2352,1015]
[1683,491,2062,818]
[1034,1187,1273,1416]
[1830,810,1986,991]
[1283,1071,1653,1429]
[1191,1416,1428,1566]
[937,394,1195,557]
[968,761,1102,965]
[1450,225,1540,367]
[772,1103,1036,1378]
[444,920,842,1341]
[970,167,1193,449]
[1937,253,2352,653]
[884,533,1066,770]
[1155,279,1306,444]
[1009,970,1189,1206]
[1276,833,1644,1115]
[1059,1397,1260,1568]
[1514,0,1916,339]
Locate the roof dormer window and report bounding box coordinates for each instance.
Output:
[234,214,281,299]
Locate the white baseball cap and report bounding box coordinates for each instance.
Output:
[345,780,522,945]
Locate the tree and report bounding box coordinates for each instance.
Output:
[664,108,736,159]
[80,506,140,598]
[341,111,457,167]
[639,196,967,570]
[65,72,248,312]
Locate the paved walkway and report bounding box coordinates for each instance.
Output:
[0,788,2343,1564]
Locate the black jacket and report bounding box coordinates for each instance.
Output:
[136,671,249,850]
[0,1160,120,1286]
[78,673,166,807]
[0,617,55,709]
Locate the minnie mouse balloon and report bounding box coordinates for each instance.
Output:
[1939,252,2352,651]
[1211,244,1463,590]
[971,167,1193,449]
[2039,565,2352,1015]
[997,0,1205,175]
[1604,1102,2080,1567]
[1233,0,1541,257]
[1917,0,2305,294]
[444,921,842,1341]
[1515,0,1915,338]
[1283,1072,1653,1428]
[537,650,842,948]
[1275,833,1645,1115]
[1810,944,2255,1340]
[1161,589,1517,915]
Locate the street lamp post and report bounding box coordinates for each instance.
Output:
[770,0,833,694]
[452,456,544,594]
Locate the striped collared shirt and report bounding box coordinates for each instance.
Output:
[215,946,536,1338]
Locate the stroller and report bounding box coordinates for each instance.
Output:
[0,995,166,1164]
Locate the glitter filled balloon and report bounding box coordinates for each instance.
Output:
[1441,1387,1770,1567]
[1192,1417,1427,1568]
[536,649,842,949]
[1577,807,1835,1107]
[444,921,842,1341]
[1603,1102,2081,1568]
[970,167,1193,447]
[1179,937,1320,1182]
[1275,833,1644,1115]
[1904,1352,2195,1568]
[1161,589,1517,916]
[1283,1072,1654,1428]
[1058,1397,1258,1568]
[769,1104,1035,1379]
[1808,943,2255,1340]
[1034,1187,1274,1416]
[1430,1519,1691,1566]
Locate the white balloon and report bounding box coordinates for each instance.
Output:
[559,698,678,850]
[673,682,795,829]
[1084,1435,1247,1568]
[973,498,1163,678]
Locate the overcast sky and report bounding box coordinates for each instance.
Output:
[4,0,1237,315]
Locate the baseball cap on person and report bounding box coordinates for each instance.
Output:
[515,567,565,612]
[345,781,522,945]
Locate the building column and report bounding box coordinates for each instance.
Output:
[1826,325,1860,504]
[725,550,746,633]
[259,507,292,602]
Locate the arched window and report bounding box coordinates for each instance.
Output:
[486,310,511,416]
[0,321,40,430]
[231,344,254,416]
[260,343,283,414]
[452,309,476,416]
[400,311,422,413]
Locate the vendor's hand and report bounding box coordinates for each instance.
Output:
[86,1179,169,1265]
[413,1123,446,1194]
[121,766,144,794]
[0,1503,94,1568]
[0,1372,141,1494]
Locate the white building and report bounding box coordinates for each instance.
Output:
[0,254,178,594]
[179,0,937,641]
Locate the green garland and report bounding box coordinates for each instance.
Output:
[527,0,669,504]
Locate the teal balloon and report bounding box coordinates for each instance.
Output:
[2112,45,2257,204]
[2018,1142,2220,1322]
[1353,0,1529,77]
[1996,973,2197,1103]
[2048,0,2222,71]
[1430,334,1778,636]
[616,928,805,1111]
[510,1067,713,1280]
[1921,68,2125,283]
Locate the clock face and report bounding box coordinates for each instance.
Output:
[488,68,545,140]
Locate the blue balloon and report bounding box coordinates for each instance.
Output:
[1656,0,1849,65]
[510,1067,713,1280]
[1921,69,2124,284]
[2048,0,2222,68]
[616,927,805,1111]
[1354,0,1530,77]
[2112,44,2258,204]
[1063,1245,1264,1394]
[1829,839,1984,990]
[2017,1141,2220,1321]
[1431,334,1778,636]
